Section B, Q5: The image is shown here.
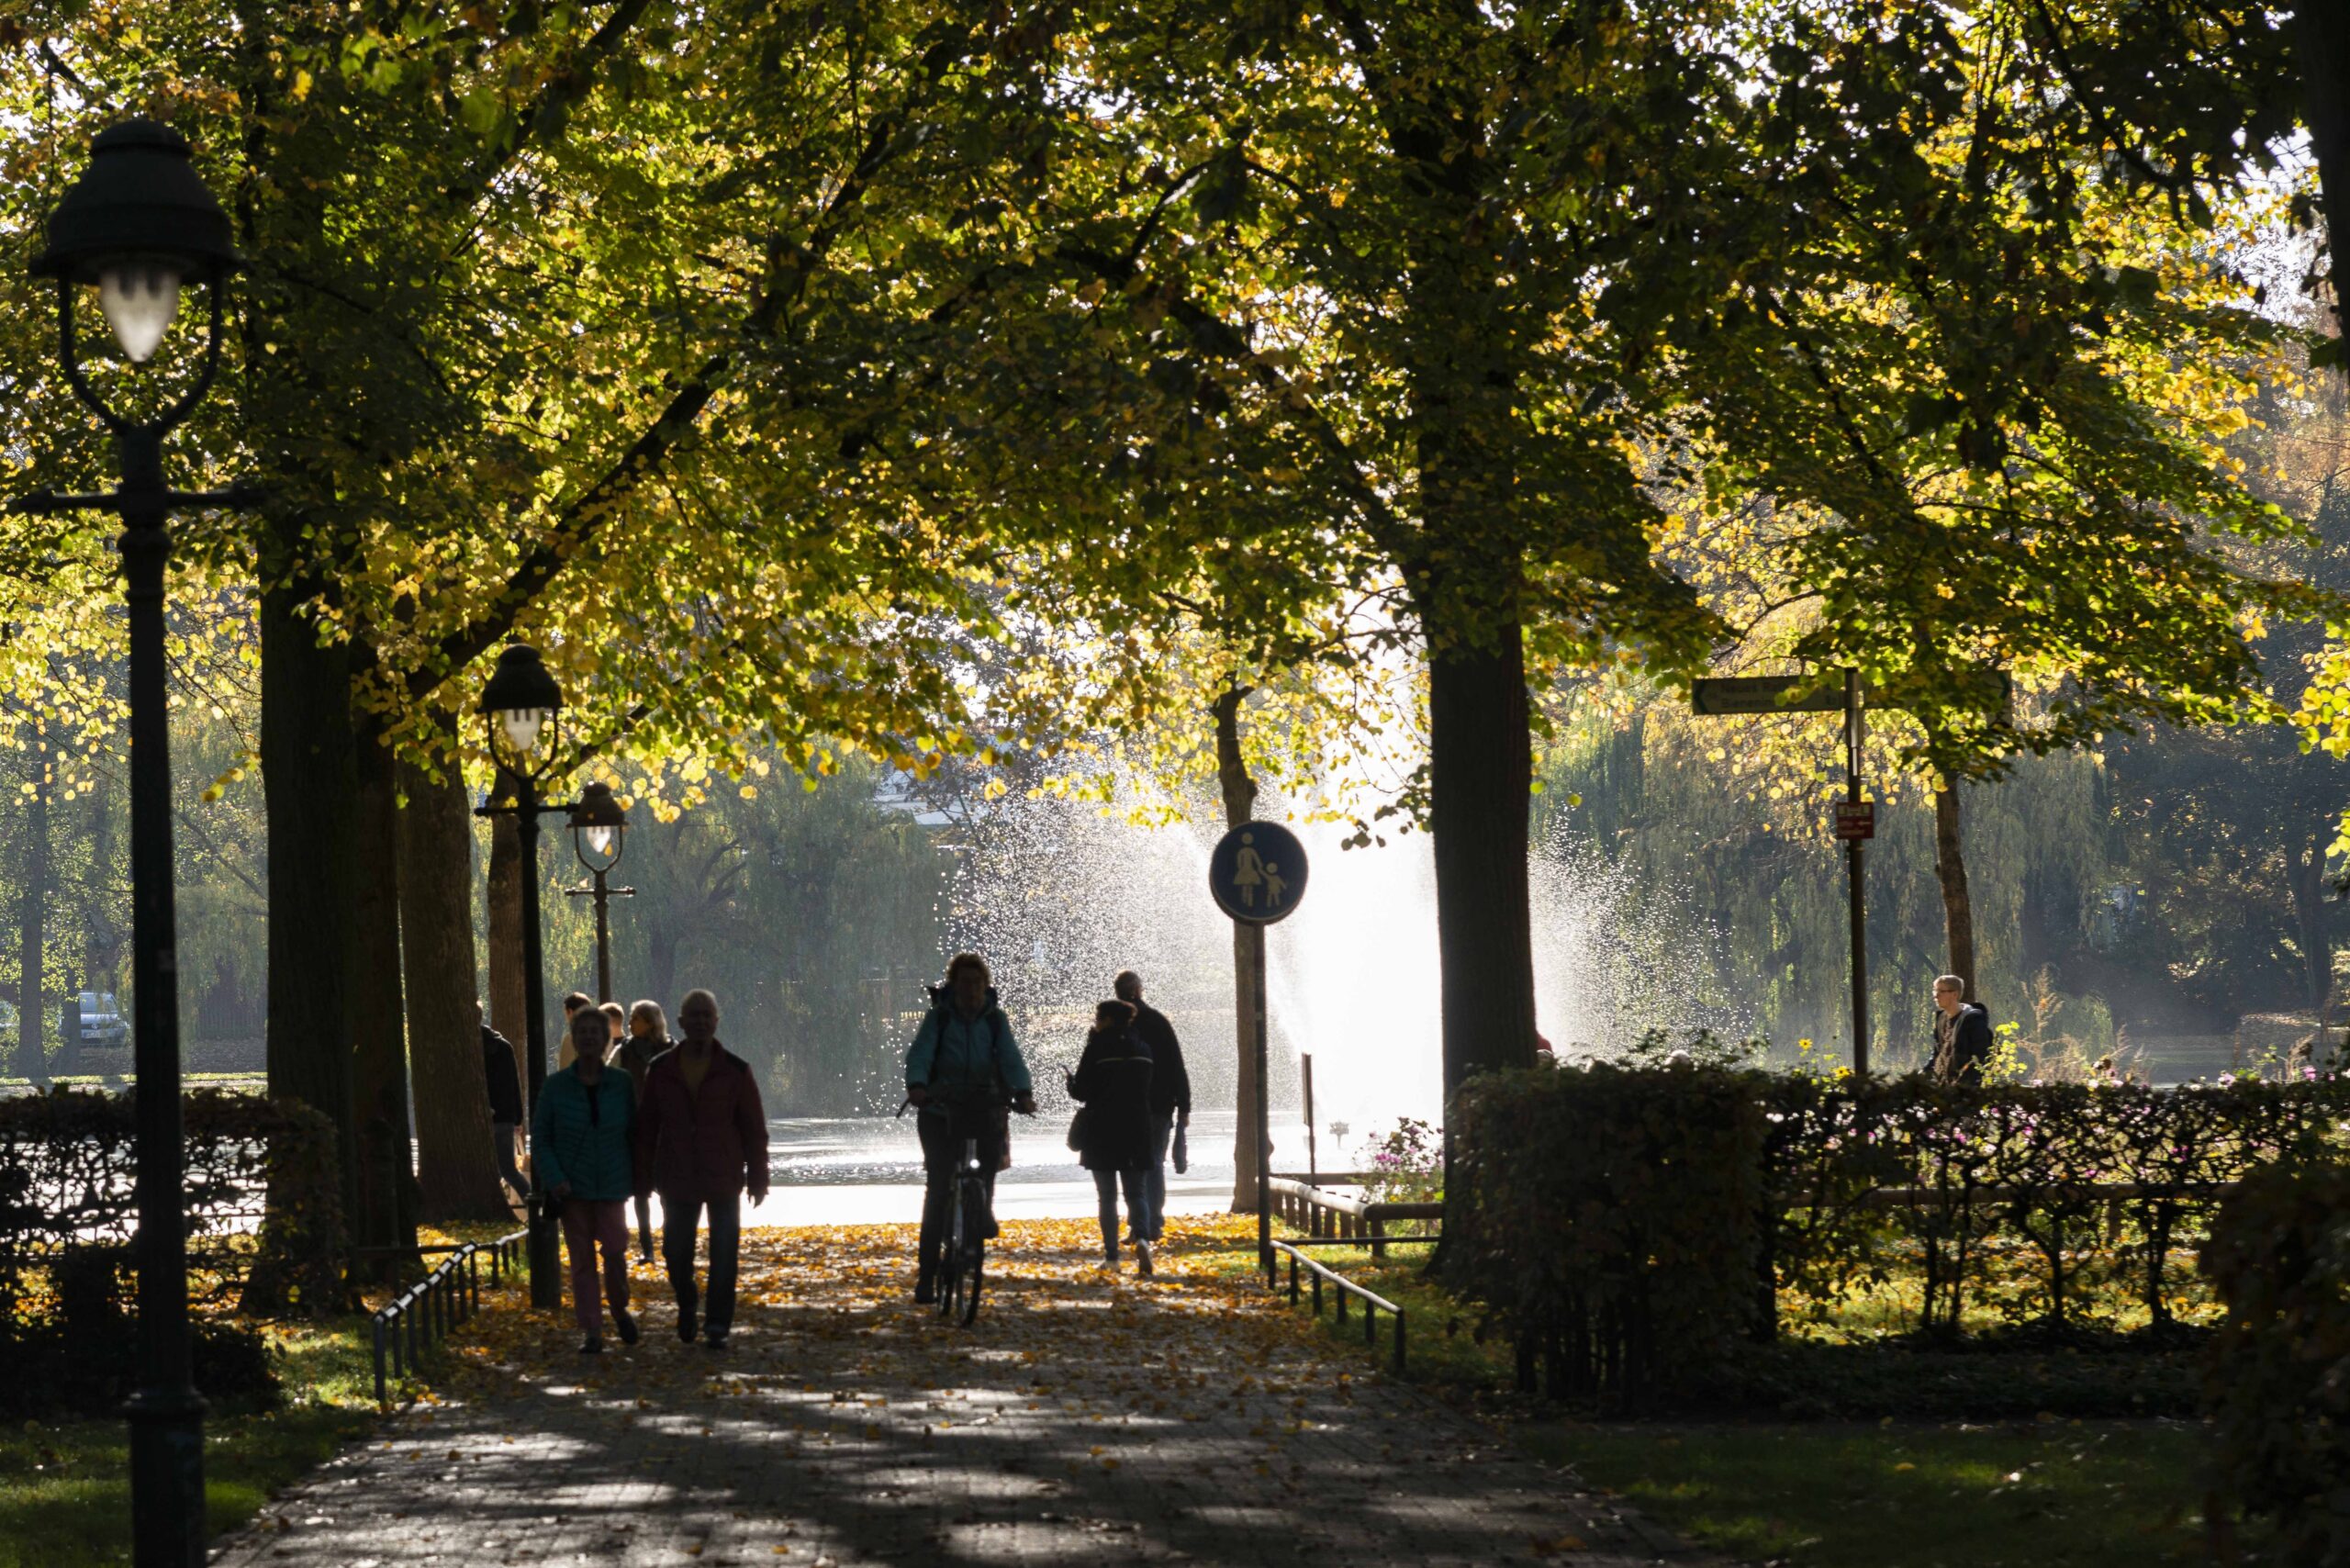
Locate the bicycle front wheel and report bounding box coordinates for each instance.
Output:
[939,1192,966,1321]
[957,1179,987,1325]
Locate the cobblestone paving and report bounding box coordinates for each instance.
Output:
[212,1218,1713,1568]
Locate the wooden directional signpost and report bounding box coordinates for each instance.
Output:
[1689,669,2008,1077]
[1210,821,1308,1283]
[1691,671,1874,1074]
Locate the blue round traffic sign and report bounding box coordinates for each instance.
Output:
[1209,821,1309,924]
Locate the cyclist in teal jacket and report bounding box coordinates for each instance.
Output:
[906,952,1036,1301]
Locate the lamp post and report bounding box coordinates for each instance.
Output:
[13,119,252,1568]
[565,781,633,1003]
[473,644,574,1310]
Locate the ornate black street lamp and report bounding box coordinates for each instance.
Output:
[565,781,634,1003]
[14,118,255,1568]
[473,644,574,1309]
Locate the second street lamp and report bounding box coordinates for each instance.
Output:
[565,780,634,1004]
[473,644,573,1310]
[15,118,255,1568]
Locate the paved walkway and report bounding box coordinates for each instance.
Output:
[211,1218,1709,1567]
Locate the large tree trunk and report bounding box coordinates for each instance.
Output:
[1427,625,1539,1096]
[260,580,361,1226]
[1932,781,1978,1000]
[2295,6,2350,343]
[647,924,680,1014]
[350,728,418,1266]
[486,803,527,1051]
[1213,687,1266,1213]
[397,756,510,1219]
[16,749,47,1083]
[2293,824,2334,1020]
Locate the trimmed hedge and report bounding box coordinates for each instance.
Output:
[0,1087,345,1328]
[1449,1062,1765,1406]
[1449,1060,2348,1409]
[2203,1161,2350,1566]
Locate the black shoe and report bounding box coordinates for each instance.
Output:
[612,1306,640,1345]
[705,1327,730,1350]
[677,1302,698,1343]
[913,1280,936,1305]
[579,1336,603,1355]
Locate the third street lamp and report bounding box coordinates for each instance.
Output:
[474,644,573,1309]
[565,780,634,1004]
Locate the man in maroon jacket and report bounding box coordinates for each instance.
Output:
[634,988,769,1348]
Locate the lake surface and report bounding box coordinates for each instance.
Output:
[748,1106,1324,1225]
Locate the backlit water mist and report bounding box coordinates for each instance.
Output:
[946,783,1744,1149]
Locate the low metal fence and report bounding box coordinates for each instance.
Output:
[1274,1240,1408,1374]
[369,1229,527,1405]
[1266,1176,1441,1259]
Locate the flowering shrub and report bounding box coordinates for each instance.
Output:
[1362,1115,1442,1205]
[1449,1061,2350,1408]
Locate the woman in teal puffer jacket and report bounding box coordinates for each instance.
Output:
[532,1007,640,1353]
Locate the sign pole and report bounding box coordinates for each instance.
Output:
[1205,819,1309,1292]
[1845,669,1869,1077]
[1253,924,1272,1284]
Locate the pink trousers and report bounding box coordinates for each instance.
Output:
[558,1199,631,1337]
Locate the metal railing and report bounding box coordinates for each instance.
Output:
[1274,1240,1408,1374]
[1266,1176,1441,1259]
[369,1229,527,1405]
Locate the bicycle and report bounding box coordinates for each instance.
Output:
[935,1116,990,1325]
[900,1097,998,1326]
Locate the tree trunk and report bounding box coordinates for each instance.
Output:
[260,580,360,1228]
[2293,825,2334,1020]
[486,803,527,1053]
[397,756,509,1220]
[1932,781,1978,999]
[2294,6,2350,343]
[648,924,680,1014]
[350,728,417,1266]
[16,749,47,1083]
[1427,624,1539,1096]
[1213,686,1266,1213]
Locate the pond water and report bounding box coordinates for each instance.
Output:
[745,1106,1324,1226]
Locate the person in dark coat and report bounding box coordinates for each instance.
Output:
[476,1001,529,1205]
[1070,999,1157,1274]
[1114,970,1189,1246]
[633,989,768,1349]
[619,1000,674,1261]
[1931,975,1995,1083]
[904,953,1038,1303]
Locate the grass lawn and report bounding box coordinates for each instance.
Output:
[0,1316,379,1568]
[1192,1230,2250,1566]
[1527,1418,2226,1568]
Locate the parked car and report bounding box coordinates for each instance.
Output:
[77,992,129,1050]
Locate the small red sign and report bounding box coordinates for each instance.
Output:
[1833,801,1875,841]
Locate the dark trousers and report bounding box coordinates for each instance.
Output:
[917,1103,1003,1283]
[1093,1165,1150,1256]
[632,1192,655,1260]
[1143,1110,1176,1242]
[662,1192,743,1331]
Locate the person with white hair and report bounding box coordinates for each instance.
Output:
[633,990,767,1349]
